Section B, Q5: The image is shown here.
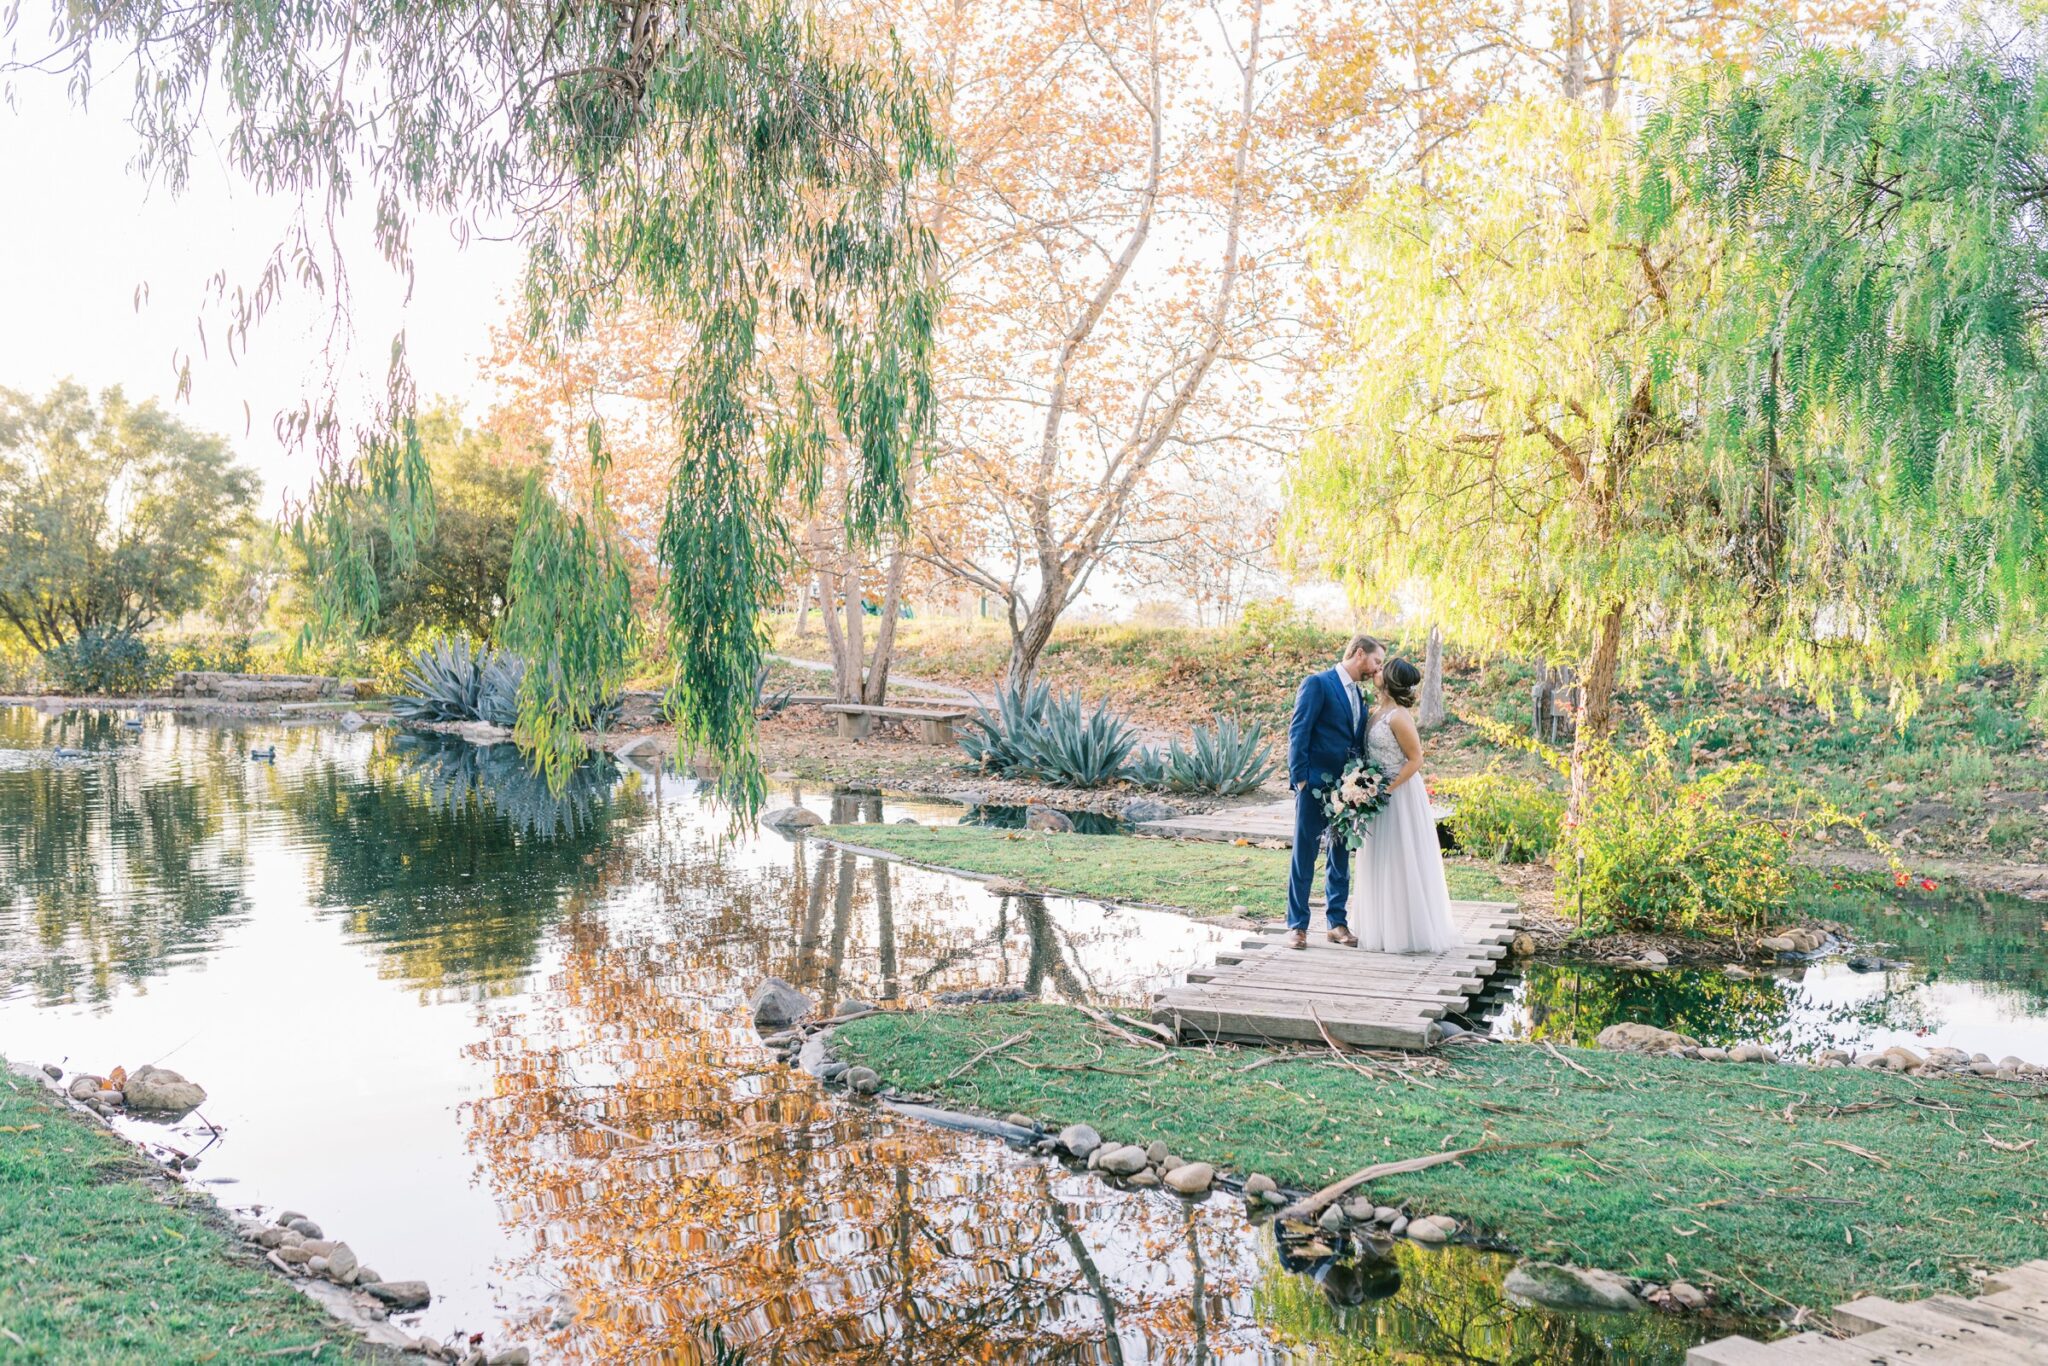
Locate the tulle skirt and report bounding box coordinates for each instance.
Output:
[1357,778,1458,954]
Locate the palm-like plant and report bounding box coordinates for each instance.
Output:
[958,676,1053,776]
[1014,690,1137,787]
[1166,717,1275,795]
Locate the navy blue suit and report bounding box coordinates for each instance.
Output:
[1286,668,1367,932]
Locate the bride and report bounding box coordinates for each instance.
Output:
[1358,658,1458,954]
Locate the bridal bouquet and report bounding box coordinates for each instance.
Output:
[1322,755,1391,850]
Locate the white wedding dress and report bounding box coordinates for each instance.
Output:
[1357,709,1459,954]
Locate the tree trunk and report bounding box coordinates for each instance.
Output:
[1418,625,1446,729]
[796,582,811,637]
[1567,600,1626,820]
[862,545,910,706]
[1007,585,1063,684]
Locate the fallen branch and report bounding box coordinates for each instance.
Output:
[941,1029,1035,1084]
[1112,1012,1178,1045]
[1310,1007,1380,1079]
[1077,1005,1167,1051]
[1276,1136,1583,1224]
[1821,1139,1891,1169]
[1543,1040,1600,1081]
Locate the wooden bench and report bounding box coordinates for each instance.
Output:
[822,703,972,745]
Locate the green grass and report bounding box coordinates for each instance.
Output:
[0,1066,376,1362]
[819,824,1513,919]
[836,1005,2048,1314]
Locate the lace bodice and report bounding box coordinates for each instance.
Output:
[1367,709,1407,771]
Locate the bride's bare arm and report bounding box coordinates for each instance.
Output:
[1387,709,1425,790]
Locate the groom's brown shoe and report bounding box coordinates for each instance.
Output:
[1327,926,1359,947]
[1287,930,1308,950]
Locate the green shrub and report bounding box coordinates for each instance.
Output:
[1164,716,1275,795]
[958,677,1054,777]
[1555,717,1793,935]
[41,629,163,695]
[159,633,254,674]
[1438,770,1563,862]
[390,636,524,726]
[1124,745,1168,788]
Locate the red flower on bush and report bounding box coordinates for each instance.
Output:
[1894,871,1910,888]
[1919,878,1938,891]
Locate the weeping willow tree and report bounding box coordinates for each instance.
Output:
[1629,42,2048,709]
[8,0,948,805]
[1291,102,1732,807]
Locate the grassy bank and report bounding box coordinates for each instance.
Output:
[0,1067,368,1362]
[819,824,1513,919]
[836,1005,2048,1313]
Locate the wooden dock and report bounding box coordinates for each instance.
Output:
[1136,797,1456,845]
[1151,900,1522,1049]
[1691,1261,2048,1363]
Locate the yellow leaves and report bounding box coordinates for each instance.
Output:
[107,1066,126,1093]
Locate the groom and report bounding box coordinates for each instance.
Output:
[1284,633,1385,950]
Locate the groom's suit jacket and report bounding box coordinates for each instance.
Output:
[1287,667,1367,793]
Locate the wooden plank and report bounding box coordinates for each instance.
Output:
[1912,1297,2048,1347]
[1207,951,1490,983]
[1181,971,1475,1005]
[1687,1332,1895,1364]
[1989,1265,2048,1298]
[1156,985,1447,1023]
[1830,1297,2048,1358]
[1190,966,1484,996]
[821,703,971,720]
[1844,1322,2036,1364]
[1987,1289,2048,1325]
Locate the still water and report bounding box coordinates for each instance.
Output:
[0,706,1772,1362]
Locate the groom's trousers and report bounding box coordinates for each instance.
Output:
[1286,784,1351,933]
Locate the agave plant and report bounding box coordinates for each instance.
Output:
[392,637,524,726]
[1166,716,1276,795]
[1123,744,1168,789]
[957,676,1053,776]
[1014,690,1137,788]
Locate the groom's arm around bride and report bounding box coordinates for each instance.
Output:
[1282,634,1384,949]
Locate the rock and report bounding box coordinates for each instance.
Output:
[1243,1173,1276,1197]
[1357,1229,1397,1259]
[1098,1145,1149,1177]
[93,1089,125,1106]
[308,1256,330,1276]
[1510,932,1536,957]
[1758,935,1796,953]
[1595,1023,1699,1053]
[1319,1207,1347,1232]
[1785,928,1825,953]
[123,1065,207,1114]
[1640,949,1669,968]
[67,1075,105,1100]
[1881,1046,1925,1072]
[1697,1047,1728,1063]
[1059,1124,1103,1159]
[275,1245,314,1265]
[275,1210,306,1227]
[751,978,813,1029]
[358,1268,380,1286]
[1845,954,1883,973]
[761,1029,799,1048]
[760,806,823,831]
[2000,1055,2028,1072]
[1144,1140,1169,1165]
[1159,1155,1184,1175]
[844,1066,881,1095]
[893,816,920,825]
[40,1064,60,1081]
[1006,1113,1038,1132]
[1407,1216,1455,1244]
[325,1242,359,1281]
[1024,805,1073,833]
[1375,1206,1402,1224]
[1504,1260,1643,1314]
[1970,1060,2002,1076]
[300,1239,337,1257]
[1262,1190,1288,1207]
[1387,1215,1408,1237]
[1728,1043,1775,1064]
[1722,965,1753,981]
[1340,1198,1376,1222]
[287,1218,323,1239]
[488,1352,532,1366]
[1667,1280,1709,1311]
[1086,1148,1102,1170]
[1127,1171,1159,1188]
[1120,798,1175,824]
[363,1280,433,1311]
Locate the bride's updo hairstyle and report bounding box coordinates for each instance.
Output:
[1383,658,1422,708]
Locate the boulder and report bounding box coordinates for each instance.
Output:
[844,1066,881,1095]
[751,978,813,1029]
[1881,1046,1925,1072]
[1097,1145,1149,1177]
[1144,1140,1169,1165]
[363,1280,433,1311]
[1242,1173,1276,1197]
[325,1242,359,1281]
[761,806,823,831]
[1407,1215,1456,1244]
[1127,1171,1159,1188]
[1595,1023,1698,1054]
[1024,805,1074,833]
[1727,1043,1775,1064]
[1504,1260,1643,1314]
[1722,965,1753,981]
[1120,798,1175,824]
[1058,1124,1103,1159]
[1758,935,1796,953]
[1667,1281,1709,1311]
[123,1065,208,1114]
[1318,1206,1347,1232]
[1510,932,1537,957]
[40,1064,60,1081]
[287,1218,324,1240]
[66,1075,105,1101]
[1639,949,1669,968]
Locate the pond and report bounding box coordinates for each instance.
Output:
[1484,883,2048,1065]
[0,705,1726,1362]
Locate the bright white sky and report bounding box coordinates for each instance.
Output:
[0,59,522,513]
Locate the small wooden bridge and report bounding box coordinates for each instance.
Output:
[1151,900,1523,1049]
[1691,1260,2048,1363]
